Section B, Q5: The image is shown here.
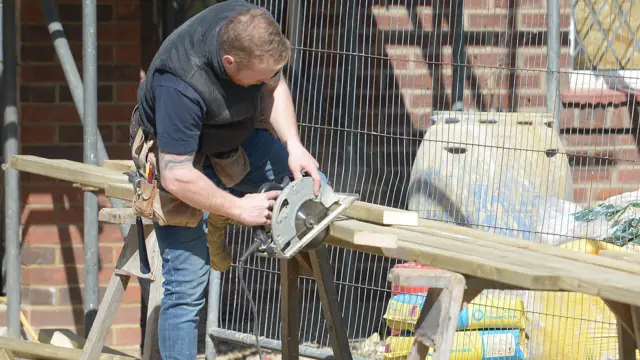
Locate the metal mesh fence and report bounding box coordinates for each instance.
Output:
[207,0,640,358]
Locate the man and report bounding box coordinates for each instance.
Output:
[128,1,324,358]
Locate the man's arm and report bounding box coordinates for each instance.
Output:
[153,73,242,219]
[158,152,242,220]
[262,76,302,147]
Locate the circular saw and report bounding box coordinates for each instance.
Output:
[252,176,359,259]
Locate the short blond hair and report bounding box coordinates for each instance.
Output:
[219,8,291,68]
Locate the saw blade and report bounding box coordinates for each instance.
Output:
[294,199,330,250]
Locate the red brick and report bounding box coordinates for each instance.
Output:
[29,307,84,328]
[112,306,142,325]
[22,264,116,287]
[21,104,80,123]
[21,246,57,265]
[21,204,57,226]
[21,2,45,23]
[21,125,57,145]
[616,148,640,163]
[562,134,618,148]
[115,84,138,102]
[23,225,83,245]
[596,188,634,201]
[114,44,141,63]
[560,108,578,128]
[56,3,113,22]
[21,65,68,83]
[22,186,83,207]
[617,135,638,147]
[371,6,414,30]
[98,23,141,43]
[21,85,57,103]
[58,125,115,144]
[113,125,131,143]
[410,111,432,130]
[23,287,57,306]
[467,13,509,30]
[617,169,640,184]
[495,0,543,8]
[410,93,433,108]
[99,104,136,123]
[116,3,140,21]
[113,326,142,346]
[464,0,493,9]
[572,168,610,184]
[59,245,117,266]
[394,73,432,90]
[573,187,593,204]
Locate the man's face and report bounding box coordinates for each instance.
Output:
[223,55,283,87]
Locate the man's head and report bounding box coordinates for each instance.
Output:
[219,8,291,87]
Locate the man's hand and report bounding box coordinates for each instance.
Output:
[235,190,282,226]
[287,141,321,196]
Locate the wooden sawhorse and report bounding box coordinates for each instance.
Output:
[390,264,640,360]
[80,209,163,360]
[280,247,354,359]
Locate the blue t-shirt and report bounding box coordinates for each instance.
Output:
[152,71,207,155]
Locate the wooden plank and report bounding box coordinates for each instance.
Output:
[101,160,135,172]
[599,250,640,263]
[105,183,134,201]
[0,349,14,360]
[37,329,133,357]
[99,208,152,225]
[8,155,129,189]
[328,219,398,249]
[404,218,640,277]
[115,228,158,280]
[327,220,559,291]
[308,247,353,360]
[80,273,131,360]
[0,336,137,360]
[337,201,419,226]
[280,258,300,359]
[142,235,163,360]
[329,219,640,305]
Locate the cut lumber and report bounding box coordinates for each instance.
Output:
[329,219,398,248]
[598,250,640,263]
[0,349,14,360]
[402,218,640,277]
[327,219,640,306]
[37,329,133,358]
[0,336,138,360]
[99,208,152,225]
[101,160,135,172]
[8,155,129,189]
[105,183,134,201]
[337,201,418,226]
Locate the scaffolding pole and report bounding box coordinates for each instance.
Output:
[82,0,99,335]
[547,0,561,131]
[2,0,21,339]
[38,0,131,239]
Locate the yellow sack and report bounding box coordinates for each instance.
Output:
[383,292,525,332]
[524,239,640,359]
[383,329,527,360]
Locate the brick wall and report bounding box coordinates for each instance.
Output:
[16,0,146,355]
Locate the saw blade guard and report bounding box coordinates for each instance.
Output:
[270,177,357,258]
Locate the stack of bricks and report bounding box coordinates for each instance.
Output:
[15,0,147,356]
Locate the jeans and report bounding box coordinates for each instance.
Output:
[153,129,326,359]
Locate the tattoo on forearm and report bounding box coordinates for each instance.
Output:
[160,153,195,172]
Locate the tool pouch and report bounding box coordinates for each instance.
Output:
[129,113,204,228]
[210,147,250,188]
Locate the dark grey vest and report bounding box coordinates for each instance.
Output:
[137,0,265,155]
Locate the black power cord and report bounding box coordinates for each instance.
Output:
[236,180,287,359]
[238,240,266,360]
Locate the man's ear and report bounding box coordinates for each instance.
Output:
[222,54,235,67]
